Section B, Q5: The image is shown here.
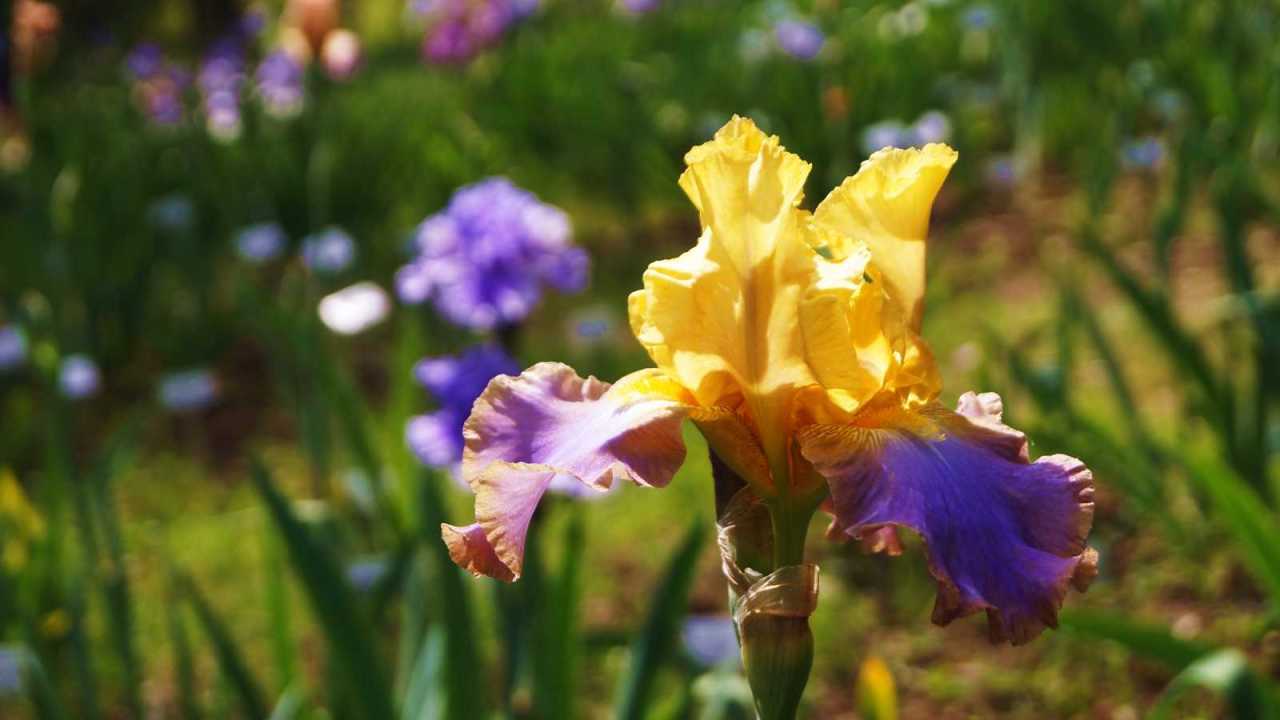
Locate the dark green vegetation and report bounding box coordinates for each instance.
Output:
[2,1,1278,717]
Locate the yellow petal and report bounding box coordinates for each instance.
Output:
[629,116,822,477]
[813,143,956,331]
[798,233,897,413]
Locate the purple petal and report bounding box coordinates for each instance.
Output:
[798,392,1096,645]
[443,363,692,579]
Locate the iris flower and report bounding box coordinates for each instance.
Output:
[441,117,1095,711]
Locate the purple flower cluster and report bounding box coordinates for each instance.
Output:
[406,344,519,467]
[198,38,247,140]
[860,110,952,155]
[412,0,538,64]
[256,51,305,118]
[396,177,588,330]
[126,43,190,126]
[125,33,306,132]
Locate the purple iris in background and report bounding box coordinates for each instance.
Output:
[682,615,741,668]
[198,37,245,140]
[413,0,534,64]
[158,369,219,412]
[861,120,910,154]
[58,354,101,400]
[126,44,190,127]
[0,326,27,372]
[1120,136,1165,171]
[620,0,662,14]
[406,344,520,467]
[302,227,356,273]
[774,19,824,61]
[235,222,287,263]
[256,51,305,117]
[396,177,588,330]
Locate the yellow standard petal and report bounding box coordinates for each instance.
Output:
[628,116,823,481]
[804,144,956,409]
[813,144,957,331]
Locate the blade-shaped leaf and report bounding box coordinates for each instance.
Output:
[1148,648,1278,720]
[1058,609,1212,670]
[181,575,269,720]
[614,520,706,720]
[250,459,397,720]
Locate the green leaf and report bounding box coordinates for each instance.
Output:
[1179,451,1280,604]
[16,647,69,720]
[1058,609,1212,670]
[268,685,308,720]
[417,470,486,720]
[613,520,706,720]
[181,575,269,720]
[168,594,202,720]
[533,506,586,720]
[401,627,447,720]
[1148,649,1278,720]
[262,527,296,690]
[250,459,398,720]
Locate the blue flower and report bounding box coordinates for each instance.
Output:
[861,120,910,155]
[235,222,287,263]
[302,227,356,273]
[406,344,520,467]
[158,369,219,412]
[0,646,21,694]
[774,19,825,61]
[396,177,588,330]
[58,355,101,400]
[0,326,28,372]
[682,615,740,668]
[961,3,996,31]
[346,557,389,592]
[1120,136,1165,171]
[256,51,304,118]
[910,110,952,145]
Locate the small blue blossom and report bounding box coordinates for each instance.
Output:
[774,19,824,61]
[346,557,389,592]
[302,227,356,274]
[0,326,28,372]
[235,222,287,263]
[58,354,101,400]
[682,615,741,668]
[910,110,952,145]
[620,0,661,13]
[396,177,588,330]
[0,646,21,694]
[961,3,995,31]
[158,369,219,412]
[985,153,1018,188]
[1120,136,1165,171]
[861,121,910,155]
[148,194,196,232]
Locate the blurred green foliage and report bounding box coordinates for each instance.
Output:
[2,0,1279,718]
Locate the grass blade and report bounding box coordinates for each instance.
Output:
[401,627,446,720]
[533,506,586,720]
[1148,648,1278,720]
[181,575,269,720]
[614,519,706,720]
[168,591,202,720]
[250,459,397,720]
[1058,609,1212,670]
[15,647,68,720]
[417,470,486,720]
[1179,451,1280,604]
